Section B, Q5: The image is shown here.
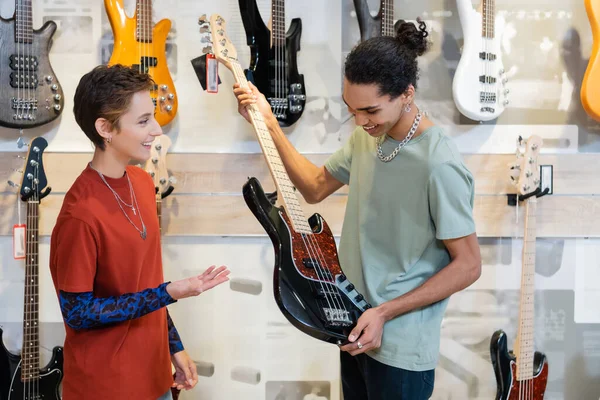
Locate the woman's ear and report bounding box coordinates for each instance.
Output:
[94,118,114,142]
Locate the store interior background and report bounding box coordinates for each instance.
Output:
[0,0,599,398]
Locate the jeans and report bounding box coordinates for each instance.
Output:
[157,388,174,400]
[340,351,435,400]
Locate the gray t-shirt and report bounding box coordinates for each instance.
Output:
[325,125,476,371]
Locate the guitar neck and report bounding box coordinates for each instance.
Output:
[22,199,40,382]
[136,0,153,43]
[272,0,285,47]
[229,60,311,234]
[482,0,495,39]
[516,197,537,381]
[380,0,394,37]
[15,0,33,44]
[156,194,162,234]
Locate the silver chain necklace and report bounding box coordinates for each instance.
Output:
[90,163,147,240]
[376,111,422,163]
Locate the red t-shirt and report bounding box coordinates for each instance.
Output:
[49,164,172,400]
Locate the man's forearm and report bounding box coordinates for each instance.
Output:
[378,258,481,322]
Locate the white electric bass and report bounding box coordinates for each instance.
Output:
[453,0,509,122]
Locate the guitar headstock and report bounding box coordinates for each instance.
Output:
[198,14,239,72]
[144,135,175,198]
[18,137,51,202]
[509,135,543,196]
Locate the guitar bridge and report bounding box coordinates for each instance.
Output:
[323,308,352,327]
[480,92,496,103]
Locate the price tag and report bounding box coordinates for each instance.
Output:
[13,224,26,260]
[206,53,218,93]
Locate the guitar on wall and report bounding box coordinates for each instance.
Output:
[490,135,548,400]
[352,0,396,41]
[143,134,177,398]
[0,137,64,400]
[238,0,306,127]
[105,0,177,126]
[0,0,64,129]
[453,0,509,122]
[200,14,371,345]
[581,0,600,122]
[144,134,175,227]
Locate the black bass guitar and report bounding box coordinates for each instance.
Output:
[0,0,64,129]
[238,0,306,127]
[490,135,548,400]
[201,14,371,344]
[1,137,63,400]
[0,330,10,400]
[353,0,395,41]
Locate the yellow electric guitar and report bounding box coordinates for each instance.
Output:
[582,0,600,122]
[105,0,178,126]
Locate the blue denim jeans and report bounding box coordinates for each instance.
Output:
[157,389,173,400]
[340,351,435,400]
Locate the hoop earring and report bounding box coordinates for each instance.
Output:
[404,102,412,113]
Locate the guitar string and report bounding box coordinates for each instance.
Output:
[236,59,347,318]
[232,62,349,322]
[34,141,39,397]
[234,59,333,313]
[27,0,32,123]
[17,0,21,120]
[233,62,352,322]
[274,0,279,120]
[520,199,537,400]
[276,0,280,120]
[282,0,286,122]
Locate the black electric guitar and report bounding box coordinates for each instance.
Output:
[0,330,10,400]
[0,137,63,400]
[201,14,371,344]
[0,0,64,129]
[238,0,306,127]
[353,0,395,41]
[490,135,548,400]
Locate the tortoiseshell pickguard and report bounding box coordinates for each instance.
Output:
[507,360,549,400]
[280,210,342,283]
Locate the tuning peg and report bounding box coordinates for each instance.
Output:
[200,36,212,44]
[199,26,210,33]
[201,46,213,55]
[7,180,20,188]
[168,176,177,184]
[198,14,208,25]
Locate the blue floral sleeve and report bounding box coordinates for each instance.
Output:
[59,282,176,330]
[167,310,184,354]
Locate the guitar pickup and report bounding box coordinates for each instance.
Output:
[479,52,497,61]
[10,72,38,89]
[479,75,496,84]
[140,56,158,67]
[9,54,38,71]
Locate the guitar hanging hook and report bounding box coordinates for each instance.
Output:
[21,186,52,202]
[161,185,175,199]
